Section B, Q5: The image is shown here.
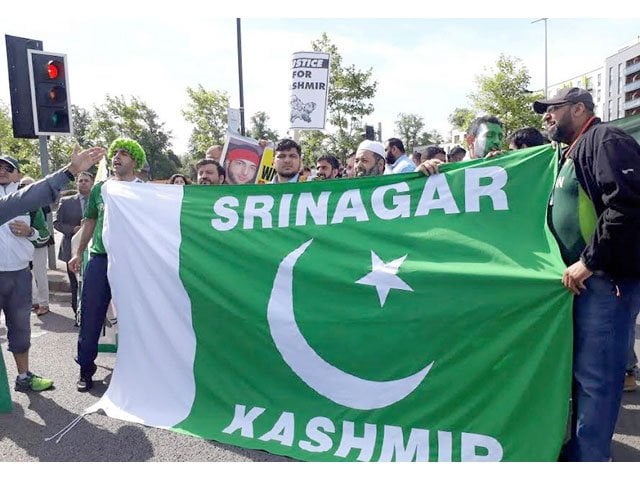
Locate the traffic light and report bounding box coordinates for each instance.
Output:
[27,49,73,135]
[365,125,375,140]
[5,35,43,138]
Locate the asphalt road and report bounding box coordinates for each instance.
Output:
[1,285,639,462]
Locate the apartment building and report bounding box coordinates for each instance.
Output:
[604,39,640,121]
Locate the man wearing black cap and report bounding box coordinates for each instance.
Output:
[0,147,105,226]
[534,86,640,461]
[0,156,53,392]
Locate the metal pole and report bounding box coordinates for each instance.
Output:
[39,136,56,269]
[544,19,548,99]
[532,18,549,99]
[236,18,245,136]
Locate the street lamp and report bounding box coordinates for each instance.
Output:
[532,18,548,99]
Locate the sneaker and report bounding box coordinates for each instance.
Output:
[624,373,637,392]
[14,372,54,392]
[77,375,93,392]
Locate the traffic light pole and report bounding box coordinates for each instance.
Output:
[38,136,56,269]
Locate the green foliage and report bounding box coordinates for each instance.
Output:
[448,107,476,132]
[308,33,378,160]
[247,111,279,143]
[89,95,177,179]
[0,100,40,176]
[468,54,544,139]
[182,85,230,158]
[299,130,330,166]
[394,113,425,152]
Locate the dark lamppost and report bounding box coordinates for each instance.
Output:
[236,18,245,135]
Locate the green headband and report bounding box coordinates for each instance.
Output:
[107,138,146,170]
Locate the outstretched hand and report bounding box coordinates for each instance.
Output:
[68,145,107,176]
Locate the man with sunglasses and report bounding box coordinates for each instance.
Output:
[533,87,640,461]
[0,156,53,392]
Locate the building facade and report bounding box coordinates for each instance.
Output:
[546,67,605,118]
[604,39,640,121]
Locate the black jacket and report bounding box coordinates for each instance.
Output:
[568,118,640,278]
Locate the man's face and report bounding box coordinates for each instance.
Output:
[384,142,398,163]
[206,146,222,161]
[315,160,337,180]
[112,149,136,177]
[274,148,301,179]
[197,164,223,185]
[0,161,19,185]
[355,150,383,177]
[345,155,356,178]
[449,151,465,163]
[77,174,94,196]
[542,103,575,144]
[227,158,257,185]
[470,122,504,159]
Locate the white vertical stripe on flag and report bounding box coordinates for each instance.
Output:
[86,181,196,427]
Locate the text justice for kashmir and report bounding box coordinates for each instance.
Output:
[209,166,509,232]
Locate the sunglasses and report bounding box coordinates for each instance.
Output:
[0,163,16,173]
[545,102,574,114]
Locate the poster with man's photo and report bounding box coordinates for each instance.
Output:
[220,133,275,185]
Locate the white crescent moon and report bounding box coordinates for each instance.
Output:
[267,239,434,410]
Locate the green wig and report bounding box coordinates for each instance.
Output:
[107,138,146,170]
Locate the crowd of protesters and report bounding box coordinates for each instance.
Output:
[1,87,639,462]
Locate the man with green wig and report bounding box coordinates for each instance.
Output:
[69,138,146,391]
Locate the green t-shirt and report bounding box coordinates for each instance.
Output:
[85,181,107,255]
[549,156,598,266]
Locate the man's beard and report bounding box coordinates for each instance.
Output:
[278,169,297,179]
[356,167,376,177]
[548,123,569,144]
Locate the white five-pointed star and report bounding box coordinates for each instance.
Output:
[355,251,413,307]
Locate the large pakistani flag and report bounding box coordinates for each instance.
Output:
[87,144,572,461]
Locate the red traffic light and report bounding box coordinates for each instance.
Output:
[47,61,60,79]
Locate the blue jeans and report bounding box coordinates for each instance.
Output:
[627,316,638,373]
[76,254,111,378]
[563,273,640,461]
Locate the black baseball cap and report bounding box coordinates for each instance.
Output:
[0,155,19,171]
[533,87,595,114]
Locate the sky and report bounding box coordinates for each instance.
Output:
[1,1,639,155]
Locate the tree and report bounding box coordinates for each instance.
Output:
[0,101,40,177]
[89,95,177,179]
[394,113,425,152]
[182,85,230,158]
[416,129,445,147]
[47,106,96,173]
[247,111,279,143]
[301,33,378,161]
[448,107,476,132]
[468,54,544,139]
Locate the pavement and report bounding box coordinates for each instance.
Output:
[1,255,639,461]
